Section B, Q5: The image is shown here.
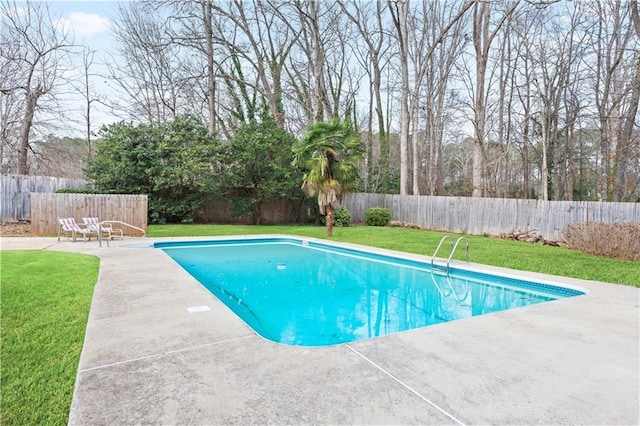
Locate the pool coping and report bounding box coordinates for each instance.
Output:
[3,235,638,424]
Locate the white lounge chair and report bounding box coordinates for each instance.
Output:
[58,218,96,242]
[82,217,124,240]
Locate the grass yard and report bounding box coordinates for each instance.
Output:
[0,250,99,426]
[149,224,640,287]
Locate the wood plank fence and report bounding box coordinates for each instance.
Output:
[343,193,640,242]
[30,193,148,236]
[198,198,307,224]
[1,174,91,221]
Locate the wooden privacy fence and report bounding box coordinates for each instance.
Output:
[198,198,307,224]
[343,193,640,242]
[1,174,91,221]
[30,193,148,236]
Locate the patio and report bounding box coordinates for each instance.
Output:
[4,236,638,424]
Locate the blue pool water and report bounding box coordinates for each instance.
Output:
[158,238,584,346]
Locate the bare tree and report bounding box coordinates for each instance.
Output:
[98,0,638,200]
[1,0,73,175]
[391,0,472,195]
[211,0,300,128]
[589,0,638,201]
[614,0,640,201]
[510,11,539,199]
[551,5,589,201]
[339,0,393,192]
[202,0,216,133]
[76,47,106,154]
[107,1,224,131]
[31,134,86,178]
[496,3,590,200]
[492,15,516,198]
[470,0,520,197]
[389,0,411,195]
[306,0,331,122]
[324,11,364,121]
[108,3,187,124]
[163,0,220,132]
[412,1,471,195]
[521,8,575,201]
[0,19,23,173]
[284,0,337,125]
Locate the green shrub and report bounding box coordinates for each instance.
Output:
[334,206,351,227]
[84,116,219,224]
[365,207,391,226]
[55,188,102,194]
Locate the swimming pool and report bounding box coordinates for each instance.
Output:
[157,237,585,346]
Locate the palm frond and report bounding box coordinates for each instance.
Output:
[293,117,364,217]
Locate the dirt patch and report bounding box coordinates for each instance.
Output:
[0,222,32,236]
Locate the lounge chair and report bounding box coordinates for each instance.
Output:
[58,218,97,242]
[82,217,124,240]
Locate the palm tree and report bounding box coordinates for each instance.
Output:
[292,118,363,237]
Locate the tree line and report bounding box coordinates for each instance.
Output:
[1,0,639,202]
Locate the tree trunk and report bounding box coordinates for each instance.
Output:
[325,204,334,237]
[253,200,262,225]
[411,109,420,195]
[366,79,374,190]
[471,140,484,197]
[202,0,216,134]
[374,70,389,193]
[310,1,328,122]
[540,120,549,201]
[83,48,94,155]
[471,0,520,197]
[472,0,489,197]
[391,0,410,195]
[522,111,530,198]
[339,0,390,192]
[17,90,40,175]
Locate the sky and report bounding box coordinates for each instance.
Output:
[47,0,121,48]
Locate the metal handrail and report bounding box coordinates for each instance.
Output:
[431,235,453,269]
[431,235,470,276]
[447,237,469,270]
[430,236,471,301]
[98,220,147,247]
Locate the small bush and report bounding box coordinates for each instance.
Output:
[334,206,351,227]
[563,222,640,261]
[365,207,391,227]
[55,188,102,194]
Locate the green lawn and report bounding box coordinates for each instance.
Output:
[149,224,640,287]
[0,250,99,426]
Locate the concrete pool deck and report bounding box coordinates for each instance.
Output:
[2,236,639,425]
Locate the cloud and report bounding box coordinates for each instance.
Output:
[1,6,27,20]
[55,12,111,38]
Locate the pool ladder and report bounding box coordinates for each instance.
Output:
[429,270,470,302]
[431,236,469,275]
